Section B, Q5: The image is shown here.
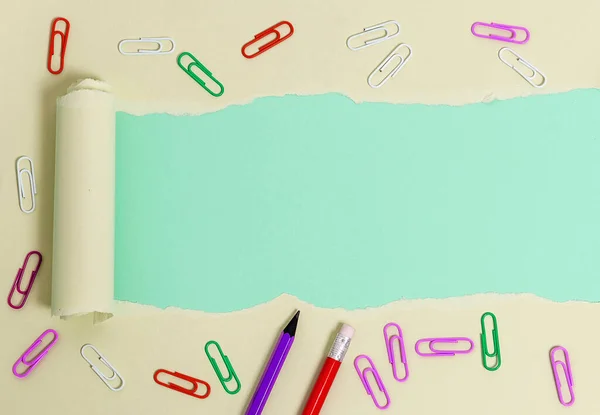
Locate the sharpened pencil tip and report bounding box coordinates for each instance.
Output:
[283,310,300,336]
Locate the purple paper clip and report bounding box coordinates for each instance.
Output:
[7,250,42,309]
[12,329,58,378]
[550,346,575,406]
[471,22,530,44]
[383,322,409,382]
[415,337,474,356]
[354,354,390,410]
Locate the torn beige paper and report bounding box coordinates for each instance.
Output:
[3,294,600,414]
[51,80,114,322]
[2,0,600,118]
[1,0,600,413]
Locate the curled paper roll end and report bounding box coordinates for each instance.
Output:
[52,308,114,324]
[51,78,115,323]
[56,79,114,107]
[66,78,113,94]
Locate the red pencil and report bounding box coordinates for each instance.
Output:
[301,324,355,415]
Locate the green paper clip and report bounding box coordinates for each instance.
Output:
[177,52,224,97]
[204,340,241,394]
[480,311,501,371]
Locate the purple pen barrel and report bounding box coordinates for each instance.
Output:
[244,311,300,415]
[245,332,295,414]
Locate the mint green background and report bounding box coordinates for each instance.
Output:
[115,90,600,312]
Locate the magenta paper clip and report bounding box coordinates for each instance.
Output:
[354,354,390,410]
[383,322,409,382]
[12,329,58,378]
[7,250,42,309]
[550,346,575,406]
[415,337,474,356]
[471,22,530,44]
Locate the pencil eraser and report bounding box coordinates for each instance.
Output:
[340,324,355,339]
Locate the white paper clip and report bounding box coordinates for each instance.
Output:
[80,344,125,391]
[16,156,37,214]
[118,37,176,55]
[346,20,401,51]
[498,47,546,88]
[367,43,412,89]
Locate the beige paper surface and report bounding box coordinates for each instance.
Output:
[3,295,600,414]
[51,79,114,322]
[1,0,600,414]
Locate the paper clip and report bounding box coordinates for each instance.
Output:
[47,17,70,75]
[12,329,58,378]
[80,344,125,391]
[118,37,176,55]
[383,322,409,382]
[354,354,390,410]
[153,369,211,399]
[550,346,575,406]
[498,47,547,88]
[177,52,224,97]
[204,340,241,395]
[16,156,37,214]
[346,20,401,51]
[7,250,42,310]
[415,337,474,356]
[367,43,412,89]
[471,22,530,44]
[480,312,501,371]
[241,21,294,59]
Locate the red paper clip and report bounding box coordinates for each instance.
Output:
[153,369,211,399]
[241,21,294,59]
[7,251,42,310]
[47,17,70,75]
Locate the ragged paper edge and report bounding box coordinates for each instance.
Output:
[112,292,600,320]
[115,86,600,118]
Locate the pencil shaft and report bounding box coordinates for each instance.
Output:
[244,332,295,415]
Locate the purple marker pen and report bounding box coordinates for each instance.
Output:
[244,310,300,415]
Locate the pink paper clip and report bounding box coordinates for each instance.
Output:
[354,354,390,410]
[550,346,575,406]
[415,337,474,356]
[383,322,409,382]
[470,22,530,44]
[12,329,59,378]
[7,251,42,309]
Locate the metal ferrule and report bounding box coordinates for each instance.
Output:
[327,333,352,362]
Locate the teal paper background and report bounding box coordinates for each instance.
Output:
[115,91,600,312]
